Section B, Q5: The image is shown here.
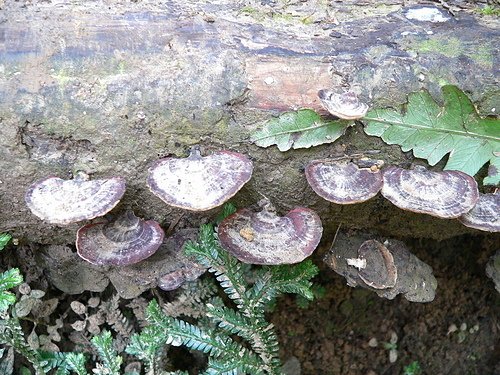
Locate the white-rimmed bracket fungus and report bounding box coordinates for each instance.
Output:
[318,89,369,120]
[147,146,253,211]
[25,172,125,225]
[76,210,164,266]
[324,232,437,302]
[381,165,479,218]
[305,159,383,204]
[217,199,323,265]
[458,192,499,232]
[486,250,500,294]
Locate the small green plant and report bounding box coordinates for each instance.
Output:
[478,6,500,16]
[403,360,422,375]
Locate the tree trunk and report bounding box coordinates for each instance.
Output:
[0,0,498,244]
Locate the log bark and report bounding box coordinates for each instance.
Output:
[0,0,498,244]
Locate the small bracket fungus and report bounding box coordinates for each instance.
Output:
[324,232,437,302]
[108,228,206,298]
[147,147,253,211]
[381,165,479,218]
[305,160,383,204]
[357,240,397,289]
[318,89,369,120]
[25,173,125,225]
[76,211,164,266]
[217,200,323,265]
[458,192,500,232]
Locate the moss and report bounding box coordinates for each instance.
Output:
[477,6,500,16]
[410,36,494,69]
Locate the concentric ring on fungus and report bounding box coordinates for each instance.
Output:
[381,165,479,218]
[25,174,125,225]
[458,192,500,232]
[76,210,164,266]
[305,160,383,204]
[218,200,323,265]
[147,147,253,211]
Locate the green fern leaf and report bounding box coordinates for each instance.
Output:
[251,109,352,151]
[91,331,122,375]
[363,85,500,185]
[63,353,88,375]
[0,268,23,312]
[0,233,11,251]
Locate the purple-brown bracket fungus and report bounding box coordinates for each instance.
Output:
[324,232,437,302]
[25,172,125,225]
[486,250,500,294]
[381,165,479,219]
[458,192,500,232]
[147,146,253,211]
[318,89,369,120]
[76,210,164,266]
[108,229,206,298]
[305,159,383,204]
[217,199,323,265]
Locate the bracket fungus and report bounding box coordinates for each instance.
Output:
[25,173,126,225]
[381,165,479,219]
[107,228,206,298]
[217,200,323,265]
[458,192,499,232]
[76,211,164,266]
[147,147,253,211]
[324,232,437,303]
[305,159,383,204]
[318,89,369,120]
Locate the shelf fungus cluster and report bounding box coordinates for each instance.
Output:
[324,232,437,303]
[36,229,205,299]
[305,161,497,233]
[218,199,323,265]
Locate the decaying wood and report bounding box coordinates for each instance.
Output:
[0,0,498,244]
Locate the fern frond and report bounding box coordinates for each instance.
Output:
[147,301,261,367]
[0,268,23,312]
[185,225,250,309]
[0,233,11,251]
[0,318,47,374]
[126,325,166,374]
[63,353,88,375]
[205,302,254,341]
[91,330,122,375]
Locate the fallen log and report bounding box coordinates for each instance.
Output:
[0,1,498,243]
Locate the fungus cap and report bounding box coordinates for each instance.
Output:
[357,240,397,289]
[318,90,369,120]
[458,192,500,232]
[76,210,164,266]
[147,147,253,211]
[25,174,125,225]
[217,200,323,265]
[305,160,383,204]
[381,165,479,218]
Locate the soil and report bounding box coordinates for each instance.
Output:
[274,234,500,375]
[2,231,498,375]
